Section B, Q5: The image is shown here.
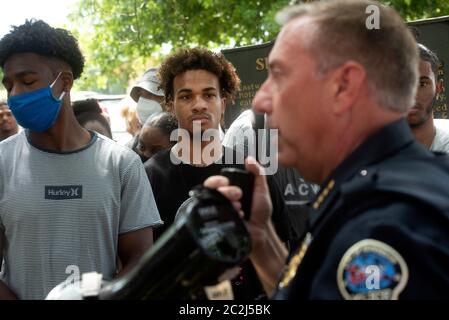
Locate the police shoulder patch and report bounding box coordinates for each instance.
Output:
[337,239,409,300]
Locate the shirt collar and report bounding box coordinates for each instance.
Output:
[308,118,415,226]
[323,118,414,187]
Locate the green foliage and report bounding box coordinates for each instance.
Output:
[380,0,449,21]
[68,0,449,93]
[68,0,290,93]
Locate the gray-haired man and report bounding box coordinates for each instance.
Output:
[206,0,449,300]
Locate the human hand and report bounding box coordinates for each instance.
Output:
[204,157,273,251]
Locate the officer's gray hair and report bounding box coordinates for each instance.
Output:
[276,0,419,114]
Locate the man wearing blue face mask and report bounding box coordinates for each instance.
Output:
[0,20,162,299]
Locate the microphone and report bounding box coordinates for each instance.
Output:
[220,168,255,220]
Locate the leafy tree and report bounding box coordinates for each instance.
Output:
[68,0,449,93]
[382,0,449,20]
[69,0,291,92]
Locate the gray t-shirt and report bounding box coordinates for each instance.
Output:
[0,131,162,299]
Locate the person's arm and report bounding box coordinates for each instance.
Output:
[0,230,18,299]
[204,157,287,296]
[116,227,153,277]
[248,221,288,296]
[0,281,18,300]
[116,155,162,277]
[266,174,294,250]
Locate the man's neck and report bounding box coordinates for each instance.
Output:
[410,117,436,149]
[173,130,222,166]
[0,131,16,141]
[315,107,403,185]
[28,104,92,152]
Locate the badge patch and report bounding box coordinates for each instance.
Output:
[337,239,408,300]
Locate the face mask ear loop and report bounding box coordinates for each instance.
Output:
[50,72,66,100]
[50,72,63,88]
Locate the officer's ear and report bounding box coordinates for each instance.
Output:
[329,61,366,115]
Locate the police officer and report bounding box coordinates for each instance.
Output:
[205,0,449,299]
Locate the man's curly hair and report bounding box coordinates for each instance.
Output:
[0,20,84,79]
[159,48,240,102]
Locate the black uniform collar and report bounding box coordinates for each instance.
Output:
[309,118,415,227]
[329,118,413,184]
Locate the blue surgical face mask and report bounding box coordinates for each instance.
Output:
[7,72,66,132]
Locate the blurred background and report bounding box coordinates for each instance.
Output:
[1,0,449,141]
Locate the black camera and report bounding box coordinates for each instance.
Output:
[46,186,251,300]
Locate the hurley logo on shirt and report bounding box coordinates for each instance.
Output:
[45,185,83,200]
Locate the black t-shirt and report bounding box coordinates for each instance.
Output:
[144,147,293,299]
[272,165,319,241]
[145,147,292,242]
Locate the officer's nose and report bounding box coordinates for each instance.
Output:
[253,80,272,114]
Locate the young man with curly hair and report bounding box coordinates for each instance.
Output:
[0,20,161,299]
[144,48,293,299]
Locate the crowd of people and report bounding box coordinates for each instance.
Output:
[0,0,449,300]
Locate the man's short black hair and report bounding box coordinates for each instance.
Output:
[418,43,440,77]
[0,20,84,79]
[144,111,178,140]
[73,99,112,138]
[72,99,102,116]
